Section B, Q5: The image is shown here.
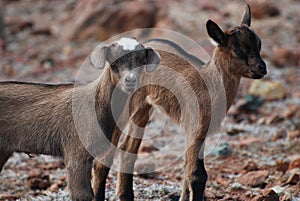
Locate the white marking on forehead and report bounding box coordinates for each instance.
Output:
[129,73,135,78]
[116,38,139,51]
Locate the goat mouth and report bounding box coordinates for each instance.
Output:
[121,84,136,93]
[249,69,266,79]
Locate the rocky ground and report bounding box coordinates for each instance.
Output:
[0,0,299,200]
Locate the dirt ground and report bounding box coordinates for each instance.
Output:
[0,0,299,200]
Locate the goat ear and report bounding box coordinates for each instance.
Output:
[206,20,226,46]
[241,4,251,26]
[145,49,160,72]
[91,46,108,69]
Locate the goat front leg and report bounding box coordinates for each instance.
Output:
[180,135,207,201]
[92,127,123,201]
[117,104,152,201]
[66,156,94,201]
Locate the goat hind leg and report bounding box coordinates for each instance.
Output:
[180,138,207,201]
[66,157,94,201]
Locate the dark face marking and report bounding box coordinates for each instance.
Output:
[105,43,159,93]
[227,26,267,79]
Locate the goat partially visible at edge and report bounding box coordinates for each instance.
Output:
[0,37,160,201]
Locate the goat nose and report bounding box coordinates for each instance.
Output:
[125,76,136,83]
[258,63,267,74]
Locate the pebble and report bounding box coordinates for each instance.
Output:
[275,160,290,172]
[249,80,287,100]
[243,160,259,172]
[253,189,279,201]
[289,157,300,170]
[238,170,269,187]
[210,142,233,157]
[285,173,299,185]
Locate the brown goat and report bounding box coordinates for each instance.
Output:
[0,38,160,201]
[92,5,267,201]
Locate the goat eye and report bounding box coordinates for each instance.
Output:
[234,48,242,56]
[110,63,118,72]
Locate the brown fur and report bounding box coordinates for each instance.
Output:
[93,5,267,201]
[0,37,160,201]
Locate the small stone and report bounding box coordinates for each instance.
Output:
[211,142,233,157]
[226,127,245,136]
[28,169,42,179]
[237,94,264,112]
[140,144,159,153]
[271,186,286,195]
[39,179,51,190]
[280,194,293,201]
[288,130,300,139]
[250,0,280,19]
[271,47,300,67]
[135,162,157,179]
[49,183,59,192]
[285,173,299,185]
[0,194,19,200]
[289,157,300,170]
[238,170,269,187]
[272,130,287,141]
[243,160,259,172]
[249,80,287,100]
[253,189,279,201]
[275,160,290,172]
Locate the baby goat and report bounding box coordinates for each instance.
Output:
[93,5,267,201]
[0,37,160,201]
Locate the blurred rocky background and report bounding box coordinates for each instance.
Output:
[0,0,299,200]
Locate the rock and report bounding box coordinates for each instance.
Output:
[239,137,262,147]
[210,142,233,157]
[29,177,50,190]
[49,183,59,192]
[243,160,259,172]
[271,46,300,67]
[249,80,287,100]
[2,64,15,77]
[237,95,264,112]
[216,174,230,186]
[226,127,245,136]
[28,170,51,190]
[285,173,299,185]
[288,130,300,139]
[135,162,157,179]
[253,189,279,201]
[249,0,280,19]
[272,130,287,141]
[28,169,42,179]
[271,186,286,195]
[289,157,300,170]
[280,194,293,201]
[275,160,290,172]
[265,114,284,125]
[61,0,158,41]
[283,106,300,118]
[4,16,33,34]
[140,144,159,153]
[0,193,20,200]
[238,170,269,187]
